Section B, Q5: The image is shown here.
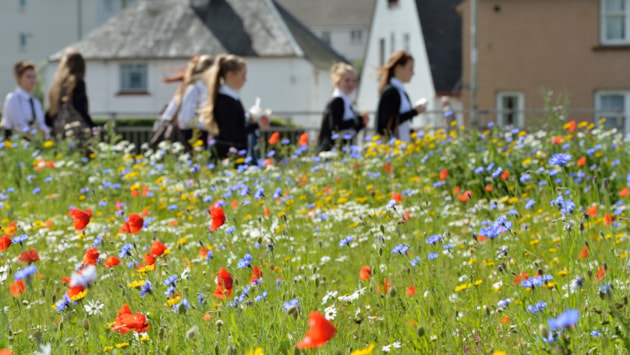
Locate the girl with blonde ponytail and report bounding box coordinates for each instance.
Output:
[202,54,269,160]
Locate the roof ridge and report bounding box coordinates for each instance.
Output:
[266,0,304,57]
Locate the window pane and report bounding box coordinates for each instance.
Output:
[606,15,625,39]
[606,0,625,12]
[120,64,147,92]
[599,94,625,129]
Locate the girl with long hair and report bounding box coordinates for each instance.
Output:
[316,62,368,153]
[45,49,96,140]
[375,50,425,142]
[2,61,50,138]
[202,54,269,160]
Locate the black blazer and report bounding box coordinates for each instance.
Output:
[376,85,417,136]
[45,78,95,128]
[317,97,365,152]
[213,93,258,158]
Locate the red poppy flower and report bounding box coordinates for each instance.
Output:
[250,266,263,284]
[199,246,212,258]
[120,214,144,234]
[577,156,586,167]
[298,132,309,147]
[439,169,448,180]
[383,163,393,174]
[596,266,606,281]
[586,204,597,217]
[66,285,85,297]
[268,132,280,145]
[10,280,25,297]
[501,170,509,180]
[567,120,576,133]
[296,311,337,349]
[82,248,99,265]
[209,204,226,232]
[150,240,167,257]
[604,213,616,226]
[5,221,17,236]
[620,188,630,198]
[377,278,393,294]
[0,349,14,355]
[458,190,472,202]
[112,304,150,334]
[512,271,529,285]
[115,200,125,210]
[68,208,92,231]
[359,266,371,281]
[213,268,233,299]
[263,207,270,218]
[0,236,11,251]
[104,256,121,268]
[18,249,40,263]
[61,276,70,284]
[391,192,402,203]
[406,286,417,297]
[578,246,589,259]
[143,253,156,266]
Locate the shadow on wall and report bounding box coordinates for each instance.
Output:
[193,0,256,55]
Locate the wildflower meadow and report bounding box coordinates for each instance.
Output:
[1,114,630,354]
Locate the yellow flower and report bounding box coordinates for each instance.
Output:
[350,344,375,355]
[557,270,568,276]
[166,296,182,307]
[139,334,150,342]
[128,280,146,288]
[116,342,129,348]
[473,279,483,286]
[70,289,88,301]
[103,346,114,352]
[245,348,264,355]
[493,351,506,355]
[455,283,473,292]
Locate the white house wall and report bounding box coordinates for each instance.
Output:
[311,25,370,63]
[357,0,436,129]
[43,57,330,127]
[0,0,125,105]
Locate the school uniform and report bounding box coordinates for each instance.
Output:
[376,77,418,142]
[317,88,365,153]
[212,84,259,159]
[45,78,96,138]
[1,87,50,138]
[178,80,209,149]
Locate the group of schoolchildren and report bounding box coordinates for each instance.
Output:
[1,49,426,160]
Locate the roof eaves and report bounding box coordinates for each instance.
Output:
[265,0,304,57]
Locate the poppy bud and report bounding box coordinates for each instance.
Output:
[417,326,425,337]
[580,222,584,231]
[388,286,397,297]
[539,324,549,339]
[83,318,89,331]
[378,247,383,256]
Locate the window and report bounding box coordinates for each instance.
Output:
[601,0,630,44]
[403,33,410,51]
[19,33,27,50]
[496,91,524,127]
[321,31,331,45]
[595,91,629,131]
[120,63,148,93]
[350,30,362,44]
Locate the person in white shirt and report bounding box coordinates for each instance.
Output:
[1,61,50,138]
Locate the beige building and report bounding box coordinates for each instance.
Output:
[459,0,630,131]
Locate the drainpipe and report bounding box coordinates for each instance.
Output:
[470,0,478,128]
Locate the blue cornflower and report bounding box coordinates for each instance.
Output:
[139,281,153,297]
[428,252,438,260]
[497,298,512,308]
[548,309,579,330]
[119,243,133,258]
[165,285,177,297]
[238,253,253,268]
[386,200,397,209]
[12,234,27,244]
[549,153,572,166]
[391,244,409,255]
[283,298,299,311]
[425,234,442,245]
[410,256,422,267]
[254,187,264,200]
[273,188,282,200]
[55,294,73,312]
[491,167,503,178]
[92,235,102,247]
[197,293,205,306]
[474,166,484,174]
[14,264,37,280]
[174,298,191,313]
[591,330,601,336]
[255,290,268,302]
[339,236,353,247]
[163,275,178,287]
[443,243,453,250]
[527,301,547,314]
[525,199,535,209]
[520,173,531,183]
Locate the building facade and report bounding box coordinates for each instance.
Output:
[459,0,630,131]
[0,0,134,101]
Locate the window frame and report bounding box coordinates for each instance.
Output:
[594,90,630,132]
[495,91,525,127]
[350,30,362,44]
[600,0,630,45]
[119,63,149,94]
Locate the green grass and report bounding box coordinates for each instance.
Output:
[0,116,629,354]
